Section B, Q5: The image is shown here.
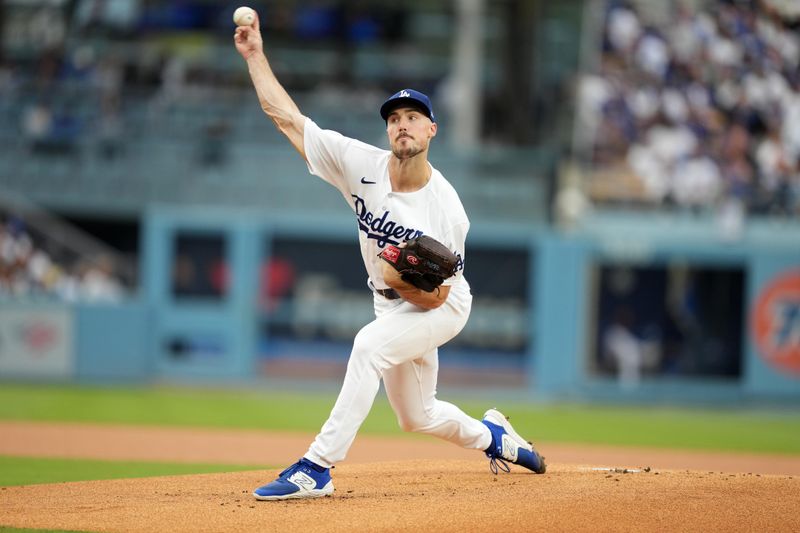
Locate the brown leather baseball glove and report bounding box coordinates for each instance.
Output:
[379,235,458,292]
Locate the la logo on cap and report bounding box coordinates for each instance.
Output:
[399,90,411,97]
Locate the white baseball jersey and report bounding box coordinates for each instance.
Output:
[300,117,489,470]
[303,117,470,294]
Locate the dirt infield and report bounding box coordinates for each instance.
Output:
[1,422,799,532]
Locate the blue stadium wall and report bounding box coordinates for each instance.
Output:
[2,207,798,403]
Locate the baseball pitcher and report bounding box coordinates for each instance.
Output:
[234,10,546,501]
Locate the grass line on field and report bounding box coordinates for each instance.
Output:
[0,455,269,487]
[0,383,798,455]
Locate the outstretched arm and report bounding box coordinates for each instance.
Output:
[234,12,306,159]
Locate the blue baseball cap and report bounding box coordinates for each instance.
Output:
[380,89,435,122]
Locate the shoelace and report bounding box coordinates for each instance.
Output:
[277,461,302,479]
[277,460,332,479]
[487,455,511,475]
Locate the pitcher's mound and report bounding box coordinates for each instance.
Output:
[1,460,798,532]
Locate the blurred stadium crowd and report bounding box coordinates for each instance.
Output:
[0,213,124,302]
[579,0,800,216]
[1,0,798,305]
[0,1,444,161]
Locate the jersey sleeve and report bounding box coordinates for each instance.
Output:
[441,221,469,286]
[303,117,354,195]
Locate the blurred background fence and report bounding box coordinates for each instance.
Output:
[0,0,798,403]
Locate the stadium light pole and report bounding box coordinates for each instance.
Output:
[450,0,484,151]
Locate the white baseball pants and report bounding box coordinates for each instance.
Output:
[305,286,492,468]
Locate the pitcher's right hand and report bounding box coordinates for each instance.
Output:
[234,10,263,61]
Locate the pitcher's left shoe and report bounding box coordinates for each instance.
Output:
[482,408,546,474]
[253,458,334,501]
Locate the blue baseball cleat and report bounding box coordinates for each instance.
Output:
[482,408,546,475]
[253,458,334,501]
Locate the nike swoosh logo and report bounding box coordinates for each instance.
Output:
[361,177,376,184]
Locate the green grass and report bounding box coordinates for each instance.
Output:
[0,383,348,432]
[0,383,798,455]
[501,404,800,455]
[0,455,266,487]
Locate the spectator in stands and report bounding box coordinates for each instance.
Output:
[0,217,33,296]
[20,102,54,153]
[580,0,800,217]
[603,305,645,389]
[0,214,126,302]
[93,56,125,159]
[672,144,722,208]
[78,254,124,303]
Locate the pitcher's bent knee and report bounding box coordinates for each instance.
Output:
[396,410,437,433]
[350,328,385,370]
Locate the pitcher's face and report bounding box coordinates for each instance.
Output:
[386,107,437,160]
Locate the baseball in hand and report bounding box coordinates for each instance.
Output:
[233,6,256,26]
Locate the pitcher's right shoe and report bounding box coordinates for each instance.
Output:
[482,408,546,474]
[253,458,334,501]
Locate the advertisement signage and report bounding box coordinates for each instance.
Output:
[0,307,74,378]
[751,269,800,377]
